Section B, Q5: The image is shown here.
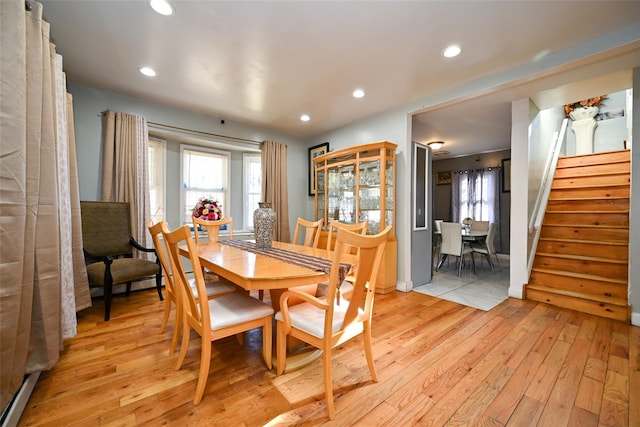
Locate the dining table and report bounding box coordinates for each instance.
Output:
[180,239,354,371]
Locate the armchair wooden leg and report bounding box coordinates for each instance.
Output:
[104,281,113,321]
[155,272,164,301]
[125,282,132,296]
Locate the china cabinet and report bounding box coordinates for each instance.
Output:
[313,141,397,293]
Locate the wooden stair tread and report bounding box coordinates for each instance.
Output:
[538,237,628,246]
[531,267,627,285]
[547,196,629,201]
[536,251,628,264]
[551,183,629,189]
[542,223,628,230]
[525,284,628,307]
[545,209,629,214]
[553,171,629,178]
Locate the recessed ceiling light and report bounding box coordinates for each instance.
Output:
[139,67,156,77]
[300,114,310,122]
[353,89,365,98]
[149,0,174,16]
[442,45,461,58]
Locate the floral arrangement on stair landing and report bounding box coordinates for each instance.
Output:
[564,95,607,118]
[192,197,223,220]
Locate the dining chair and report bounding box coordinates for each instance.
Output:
[438,222,475,276]
[324,220,368,300]
[275,225,392,420]
[163,224,274,405]
[433,219,444,262]
[147,219,236,354]
[192,215,233,244]
[292,217,324,247]
[80,201,162,321]
[471,222,499,272]
[470,220,489,233]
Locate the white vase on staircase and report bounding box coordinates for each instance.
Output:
[570,106,599,155]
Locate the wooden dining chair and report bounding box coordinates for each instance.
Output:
[275,225,391,420]
[292,217,324,247]
[163,224,274,405]
[192,216,233,244]
[147,219,236,354]
[471,222,499,272]
[438,222,475,276]
[324,220,368,300]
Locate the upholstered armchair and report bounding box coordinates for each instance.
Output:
[80,201,162,321]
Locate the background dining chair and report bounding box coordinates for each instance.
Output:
[438,221,475,276]
[80,201,162,321]
[470,220,489,232]
[147,220,236,354]
[275,225,392,420]
[192,216,233,244]
[292,217,324,247]
[163,224,274,405]
[433,219,443,263]
[471,222,499,272]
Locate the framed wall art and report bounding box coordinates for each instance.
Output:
[502,158,511,193]
[308,142,329,195]
[435,171,451,185]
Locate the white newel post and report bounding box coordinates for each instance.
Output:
[570,106,599,155]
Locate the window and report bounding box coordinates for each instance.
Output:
[454,168,500,224]
[243,153,262,229]
[148,138,166,223]
[181,145,230,224]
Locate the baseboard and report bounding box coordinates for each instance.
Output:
[631,311,640,326]
[1,372,40,427]
[396,280,412,292]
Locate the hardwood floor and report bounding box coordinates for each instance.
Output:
[19,288,639,426]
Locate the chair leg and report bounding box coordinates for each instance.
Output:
[104,281,113,321]
[193,341,211,405]
[363,323,378,382]
[262,318,272,370]
[159,296,172,334]
[276,321,287,375]
[493,253,500,268]
[125,281,132,296]
[258,290,265,301]
[323,348,335,420]
[175,320,190,370]
[170,300,182,354]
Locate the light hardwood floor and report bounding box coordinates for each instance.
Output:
[19,287,639,426]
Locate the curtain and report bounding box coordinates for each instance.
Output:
[0,0,90,411]
[451,167,502,251]
[260,141,290,243]
[101,110,152,256]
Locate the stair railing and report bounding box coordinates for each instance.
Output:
[527,118,569,274]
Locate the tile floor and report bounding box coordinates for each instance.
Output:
[413,252,510,311]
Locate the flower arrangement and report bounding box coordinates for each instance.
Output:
[564,95,607,118]
[462,217,473,226]
[192,197,223,221]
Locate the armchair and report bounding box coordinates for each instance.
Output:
[80,201,162,321]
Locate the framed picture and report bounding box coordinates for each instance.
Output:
[435,171,451,185]
[308,142,329,196]
[502,158,511,193]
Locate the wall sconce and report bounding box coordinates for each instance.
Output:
[427,141,445,150]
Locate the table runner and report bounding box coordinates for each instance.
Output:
[220,240,351,281]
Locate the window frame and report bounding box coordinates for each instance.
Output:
[243,153,262,230]
[148,137,166,223]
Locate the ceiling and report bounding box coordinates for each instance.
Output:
[40,1,640,158]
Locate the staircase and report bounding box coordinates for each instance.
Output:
[525,149,630,322]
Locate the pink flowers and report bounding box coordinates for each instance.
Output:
[192,197,223,221]
[564,95,607,118]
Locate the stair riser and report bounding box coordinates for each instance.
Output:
[552,174,630,188]
[543,212,628,227]
[549,186,630,199]
[536,240,628,260]
[525,288,629,321]
[533,256,628,279]
[554,162,630,177]
[540,226,629,242]
[546,198,629,211]
[557,150,630,167]
[529,271,627,300]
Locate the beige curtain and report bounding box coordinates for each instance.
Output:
[0,0,90,411]
[101,110,152,255]
[260,141,290,243]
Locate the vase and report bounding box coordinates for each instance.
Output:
[254,202,276,250]
[570,106,599,155]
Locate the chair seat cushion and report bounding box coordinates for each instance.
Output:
[86,258,159,286]
[207,293,274,330]
[275,300,365,339]
[188,278,237,298]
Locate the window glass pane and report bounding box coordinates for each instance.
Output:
[243,153,261,229]
[148,138,165,222]
[182,146,229,224]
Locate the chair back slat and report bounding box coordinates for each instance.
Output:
[293,217,324,247]
[81,201,132,256]
[326,220,368,253]
[164,225,208,329]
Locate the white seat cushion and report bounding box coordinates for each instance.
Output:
[189,278,236,298]
[207,293,274,330]
[275,300,365,339]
